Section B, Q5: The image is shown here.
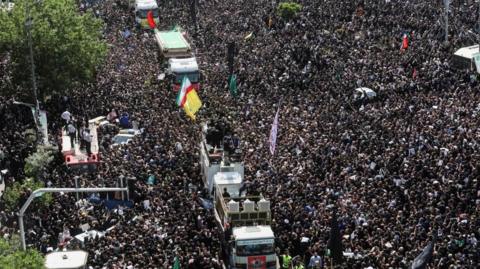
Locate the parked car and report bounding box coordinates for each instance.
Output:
[111,128,142,147]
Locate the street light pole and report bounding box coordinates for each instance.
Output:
[25,0,41,126]
[18,187,128,250]
[444,0,449,43]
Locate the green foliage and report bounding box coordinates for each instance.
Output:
[0,237,44,269]
[277,2,302,20]
[0,0,107,99]
[23,128,37,144]
[24,145,56,178]
[2,178,52,210]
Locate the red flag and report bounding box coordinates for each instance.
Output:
[401,34,408,51]
[147,11,156,29]
[412,67,417,79]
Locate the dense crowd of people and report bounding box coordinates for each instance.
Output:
[1,0,480,268]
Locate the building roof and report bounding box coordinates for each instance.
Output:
[45,251,88,269]
[232,225,275,241]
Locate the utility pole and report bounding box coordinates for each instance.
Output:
[25,0,41,132]
[18,187,129,250]
[444,0,450,43]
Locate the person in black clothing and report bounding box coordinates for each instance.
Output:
[222,188,230,198]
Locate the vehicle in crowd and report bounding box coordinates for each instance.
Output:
[134,0,159,28]
[44,250,88,269]
[199,122,278,269]
[154,28,200,90]
[111,128,142,147]
[354,87,377,100]
[168,57,200,91]
[154,29,193,59]
[61,116,101,171]
[452,44,479,71]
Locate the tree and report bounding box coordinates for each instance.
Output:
[2,178,53,210]
[24,145,56,178]
[0,0,107,100]
[0,236,44,269]
[277,2,302,20]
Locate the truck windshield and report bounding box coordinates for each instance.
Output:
[236,241,275,256]
[138,9,159,19]
[175,72,199,84]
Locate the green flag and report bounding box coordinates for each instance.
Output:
[173,256,180,269]
[228,74,237,97]
[146,175,156,185]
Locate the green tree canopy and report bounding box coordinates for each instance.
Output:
[277,2,302,20]
[0,0,107,99]
[24,145,56,178]
[0,236,44,269]
[2,178,52,210]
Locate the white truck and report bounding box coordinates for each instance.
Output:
[200,122,278,269]
[154,29,200,90]
[134,0,159,29]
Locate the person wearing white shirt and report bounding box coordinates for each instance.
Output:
[308,252,322,268]
[83,129,92,156]
[61,110,71,126]
[67,123,76,149]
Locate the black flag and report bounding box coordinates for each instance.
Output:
[227,41,235,75]
[411,239,435,269]
[190,0,197,30]
[327,209,343,264]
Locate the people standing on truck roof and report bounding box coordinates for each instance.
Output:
[107,108,118,122]
[119,112,130,128]
[1,1,480,268]
[83,128,92,156]
[78,121,86,150]
[222,187,230,198]
[67,122,76,149]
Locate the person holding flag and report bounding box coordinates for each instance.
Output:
[269,100,282,155]
[228,74,237,97]
[173,256,180,269]
[400,33,409,51]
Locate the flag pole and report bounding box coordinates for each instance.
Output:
[268,97,284,173]
[444,0,449,43]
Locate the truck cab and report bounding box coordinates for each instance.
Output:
[134,0,159,29]
[168,57,200,91]
[232,226,277,269]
